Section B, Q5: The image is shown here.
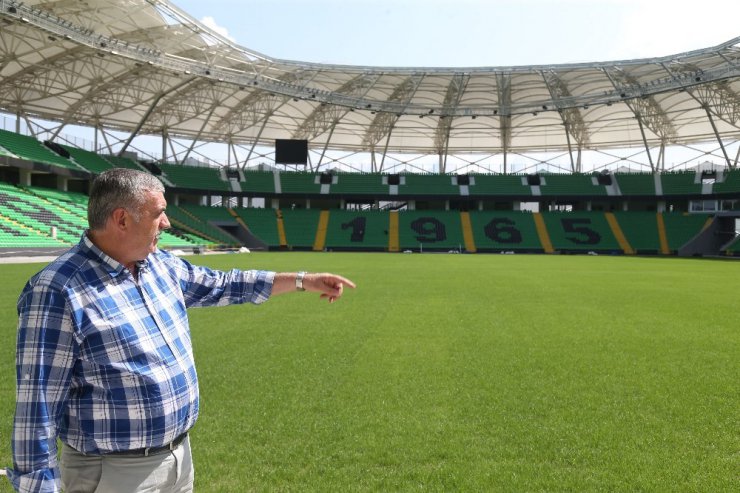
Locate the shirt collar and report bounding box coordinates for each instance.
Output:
[80,231,151,278]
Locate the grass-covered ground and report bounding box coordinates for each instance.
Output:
[1,253,738,491]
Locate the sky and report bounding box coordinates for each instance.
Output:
[171,0,740,68]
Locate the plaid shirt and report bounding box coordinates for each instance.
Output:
[8,234,274,493]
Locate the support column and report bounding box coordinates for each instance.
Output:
[636,114,655,172]
[162,129,168,163]
[19,169,32,186]
[703,104,732,168]
[56,176,68,192]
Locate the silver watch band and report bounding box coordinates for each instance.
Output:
[296,271,307,291]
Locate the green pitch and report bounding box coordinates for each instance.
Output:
[0,253,737,491]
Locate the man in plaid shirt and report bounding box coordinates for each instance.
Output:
[8,168,355,492]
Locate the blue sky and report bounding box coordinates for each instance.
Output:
[172,0,739,67]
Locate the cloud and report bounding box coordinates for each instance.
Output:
[200,15,236,43]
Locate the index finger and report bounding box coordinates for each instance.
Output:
[332,275,356,289]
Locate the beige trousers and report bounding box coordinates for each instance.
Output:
[60,436,194,493]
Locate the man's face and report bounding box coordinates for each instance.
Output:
[128,190,170,260]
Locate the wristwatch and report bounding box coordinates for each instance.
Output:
[296,271,307,291]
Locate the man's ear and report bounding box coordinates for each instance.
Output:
[111,207,128,230]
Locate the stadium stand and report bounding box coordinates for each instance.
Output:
[401,174,460,196]
[158,163,231,192]
[101,154,146,170]
[0,183,70,247]
[330,172,389,196]
[397,210,465,251]
[26,185,90,212]
[166,205,239,246]
[241,170,277,195]
[0,129,82,171]
[280,208,323,249]
[324,209,390,250]
[468,174,532,196]
[723,236,740,255]
[0,127,735,256]
[661,213,711,253]
[540,173,607,196]
[180,204,235,223]
[615,173,657,196]
[0,183,206,249]
[713,169,740,194]
[0,218,69,247]
[1,184,83,244]
[0,144,17,158]
[611,211,661,254]
[541,212,621,252]
[232,207,282,247]
[467,211,545,252]
[61,144,115,174]
[280,172,323,194]
[660,171,703,195]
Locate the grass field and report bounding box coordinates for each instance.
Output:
[0,252,738,491]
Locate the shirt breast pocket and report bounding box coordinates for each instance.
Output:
[80,311,179,373]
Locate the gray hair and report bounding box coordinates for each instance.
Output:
[87,168,165,230]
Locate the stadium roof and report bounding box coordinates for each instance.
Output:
[1,0,740,171]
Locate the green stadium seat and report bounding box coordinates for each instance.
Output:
[281,209,322,248]
[166,206,238,246]
[540,173,607,196]
[541,212,621,252]
[101,154,146,170]
[468,174,532,196]
[400,174,459,196]
[467,211,544,251]
[159,163,230,192]
[660,171,702,195]
[61,145,115,174]
[324,209,390,250]
[397,210,464,251]
[614,173,656,196]
[233,208,281,247]
[330,173,389,195]
[279,172,323,194]
[0,129,81,171]
[713,169,740,195]
[612,211,661,253]
[241,170,277,194]
[662,213,709,251]
[0,183,81,246]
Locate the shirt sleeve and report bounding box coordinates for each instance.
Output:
[168,254,275,308]
[9,283,78,493]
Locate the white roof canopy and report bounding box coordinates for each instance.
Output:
[1,0,739,171]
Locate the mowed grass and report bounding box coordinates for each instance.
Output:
[0,253,738,491]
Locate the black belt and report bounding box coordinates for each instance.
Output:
[106,432,188,457]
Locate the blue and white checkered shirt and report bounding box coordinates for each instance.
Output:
[8,233,274,493]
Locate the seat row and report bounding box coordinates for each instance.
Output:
[2,129,739,197]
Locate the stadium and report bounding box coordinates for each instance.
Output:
[0,0,738,491]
